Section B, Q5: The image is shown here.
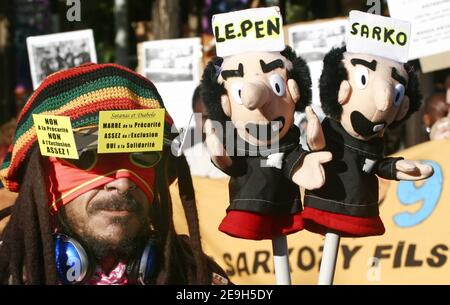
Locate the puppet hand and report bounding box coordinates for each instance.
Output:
[395,160,434,181]
[204,119,225,156]
[292,151,332,190]
[305,106,325,151]
[204,119,232,169]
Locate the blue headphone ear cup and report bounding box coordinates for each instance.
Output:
[54,234,93,284]
[127,239,157,284]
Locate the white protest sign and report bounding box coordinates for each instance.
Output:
[212,6,285,57]
[346,10,411,63]
[388,0,450,60]
[137,37,202,130]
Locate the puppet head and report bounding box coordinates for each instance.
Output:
[319,46,421,141]
[319,11,422,141]
[201,46,312,146]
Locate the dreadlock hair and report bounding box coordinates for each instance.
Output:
[0,144,57,284]
[319,46,423,128]
[151,149,210,284]
[0,144,211,285]
[200,46,313,127]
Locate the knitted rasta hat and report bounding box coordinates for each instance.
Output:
[0,63,174,192]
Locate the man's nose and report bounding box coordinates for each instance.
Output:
[374,81,395,112]
[241,81,271,110]
[104,177,137,195]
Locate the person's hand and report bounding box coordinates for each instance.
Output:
[204,119,232,169]
[305,106,325,151]
[395,159,434,181]
[291,151,332,190]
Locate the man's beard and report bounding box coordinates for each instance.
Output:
[58,194,152,261]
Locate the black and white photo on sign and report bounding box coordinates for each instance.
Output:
[289,19,346,63]
[140,38,201,84]
[144,46,194,82]
[27,29,97,89]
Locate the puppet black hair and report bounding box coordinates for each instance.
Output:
[201,46,313,125]
[319,46,348,120]
[280,46,312,112]
[200,57,228,126]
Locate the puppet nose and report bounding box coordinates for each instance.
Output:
[374,81,395,112]
[241,81,270,110]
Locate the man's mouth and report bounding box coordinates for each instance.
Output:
[350,111,386,138]
[88,196,141,215]
[244,116,285,141]
[99,210,133,217]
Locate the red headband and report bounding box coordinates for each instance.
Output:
[46,153,156,214]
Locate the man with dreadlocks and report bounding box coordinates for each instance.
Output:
[0,63,229,285]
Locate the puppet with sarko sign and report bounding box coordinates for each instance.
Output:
[302,11,434,284]
[201,7,330,284]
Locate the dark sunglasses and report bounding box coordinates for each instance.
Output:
[61,150,162,170]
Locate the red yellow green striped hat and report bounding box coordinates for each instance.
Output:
[0,63,174,192]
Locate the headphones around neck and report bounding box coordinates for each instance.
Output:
[54,233,157,285]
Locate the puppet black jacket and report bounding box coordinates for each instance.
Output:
[304,118,402,217]
[216,125,308,215]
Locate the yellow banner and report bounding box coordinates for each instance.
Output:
[172,139,450,284]
[97,109,165,153]
[33,114,78,159]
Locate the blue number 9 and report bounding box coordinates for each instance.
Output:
[393,160,442,228]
